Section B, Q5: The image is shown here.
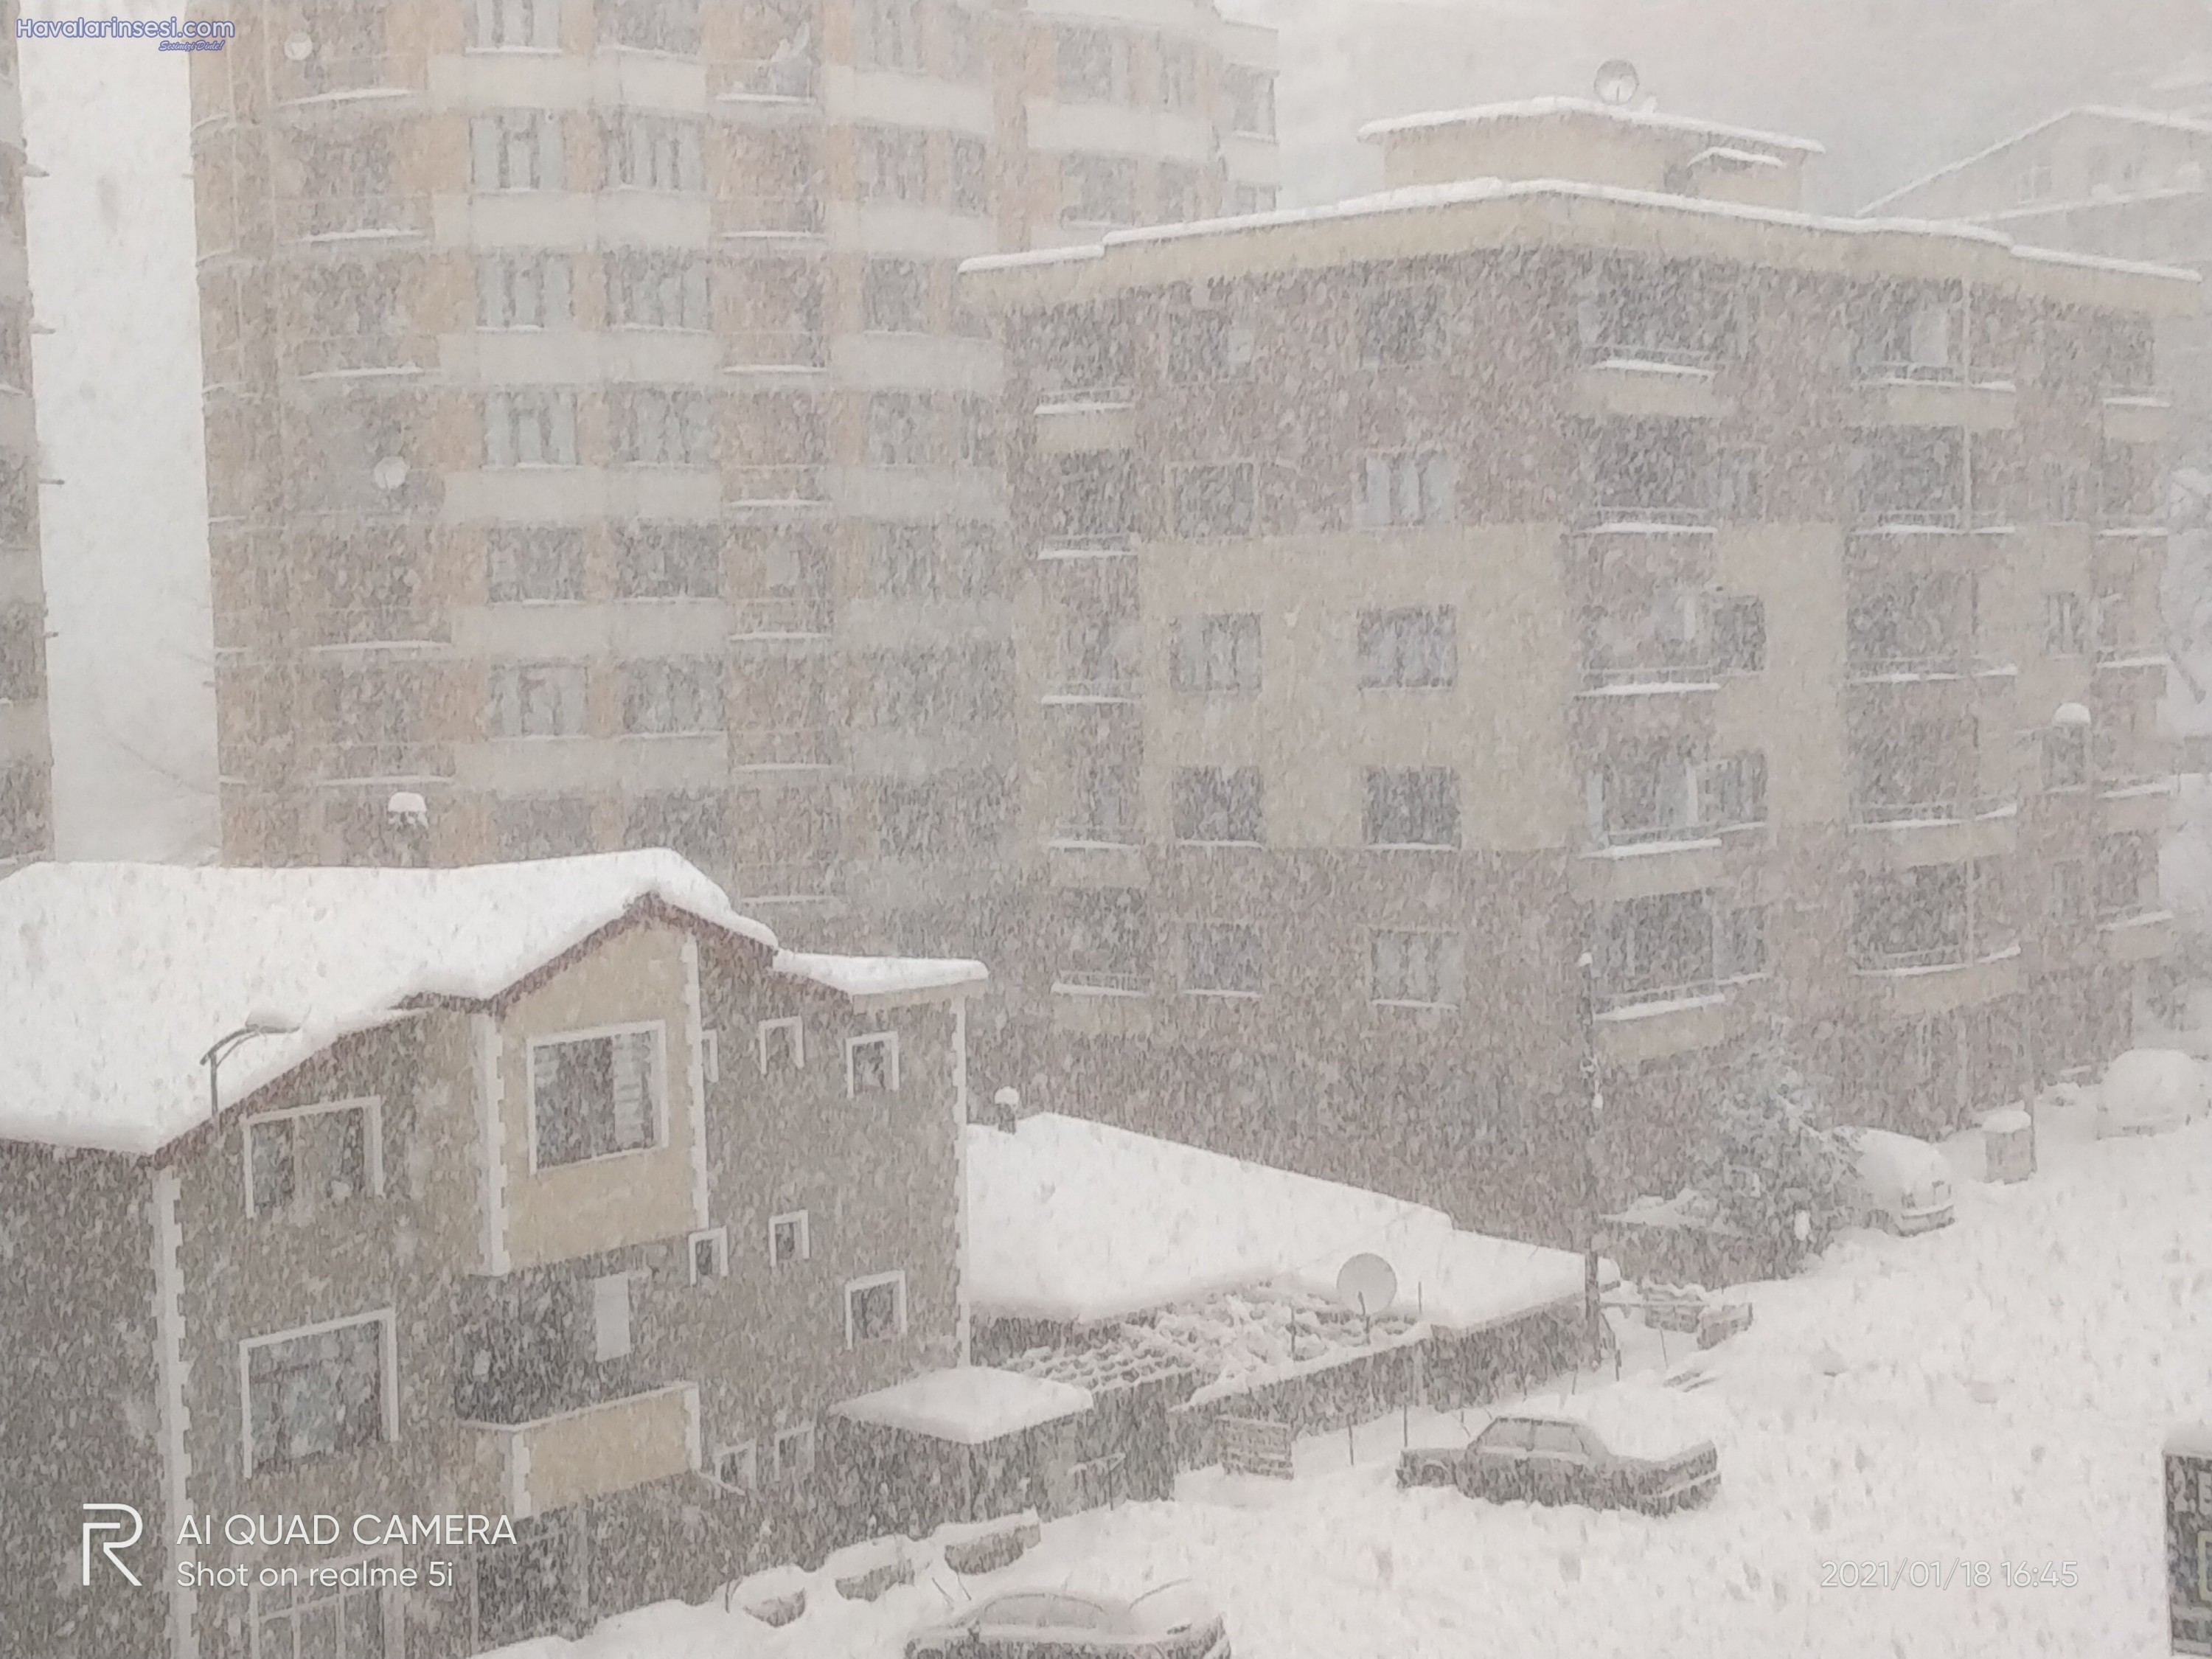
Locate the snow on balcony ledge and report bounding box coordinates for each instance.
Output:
[2099,908,2174,933]
[1587,356,1716,379]
[2101,777,2176,799]
[1853,943,2022,979]
[1583,520,1719,537]
[1594,990,1728,1023]
[1578,679,1722,698]
[1584,836,1725,860]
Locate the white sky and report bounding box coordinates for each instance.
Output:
[20,1,217,862]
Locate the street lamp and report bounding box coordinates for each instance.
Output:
[201,1012,302,1127]
[1576,950,1605,1364]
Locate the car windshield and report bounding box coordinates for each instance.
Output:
[5,13,2203,1659]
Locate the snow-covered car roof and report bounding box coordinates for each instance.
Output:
[0,855,983,1156]
[1847,1128,1951,1186]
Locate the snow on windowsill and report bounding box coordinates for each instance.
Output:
[1585,837,1724,860]
[1034,399,1135,417]
[2104,394,2172,409]
[1579,680,1722,698]
[2102,778,2175,799]
[1593,991,1727,1024]
[1854,944,2022,979]
[1585,521,1718,537]
[1051,980,1148,999]
[1587,357,1716,380]
[2100,909,2174,933]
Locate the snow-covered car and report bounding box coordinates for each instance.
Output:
[1397,1412,1719,1514]
[1845,1128,1955,1234]
[902,1582,1230,1659]
[2096,1048,2210,1138]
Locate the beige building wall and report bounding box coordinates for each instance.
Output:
[0,2,49,873]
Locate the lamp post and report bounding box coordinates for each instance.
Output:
[1577,950,1605,1364]
[201,1015,302,1127]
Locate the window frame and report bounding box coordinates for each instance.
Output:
[1363,766,1461,850]
[769,1208,812,1268]
[240,1095,385,1219]
[1168,459,1258,540]
[845,1031,901,1097]
[771,1422,815,1483]
[711,1441,758,1493]
[1357,606,1458,689]
[1180,919,1264,999]
[524,1020,669,1173]
[1369,927,1464,1010]
[844,1270,908,1347]
[757,1016,805,1073]
[238,1309,397,1479]
[700,1028,719,1084]
[687,1225,729,1285]
[248,1545,400,1659]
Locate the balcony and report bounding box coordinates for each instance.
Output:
[1849,365,2017,432]
[1037,532,1137,562]
[730,595,833,642]
[720,194,827,253]
[468,1383,699,1520]
[1574,344,1725,421]
[1848,793,2015,863]
[726,465,830,516]
[2100,774,2179,835]
[2101,907,2177,964]
[1576,505,1718,540]
[2101,392,2171,446]
[1048,821,1139,850]
[274,52,425,111]
[1034,378,1135,414]
[286,334,430,383]
[1051,967,1149,998]
[725,330,828,383]
[307,606,448,653]
[275,193,431,251]
[711,55,821,116]
[1579,660,1721,697]
[1571,832,1727,904]
[308,741,453,786]
[1851,940,2019,1018]
[1041,677,1139,706]
[1593,979,1731,1064]
[730,727,842,773]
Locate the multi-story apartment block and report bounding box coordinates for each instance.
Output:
[966,97,2195,1244]
[186,0,1275,977]
[0,6,50,874]
[0,852,985,1657]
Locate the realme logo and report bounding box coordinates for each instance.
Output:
[81,1503,142,1586]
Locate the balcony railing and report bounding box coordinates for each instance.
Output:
[276,193,431,246]
[1581,504,1717,531]
[723,194,825,238]
[730,595,832,639]
[726,330,827,372]
[1581,661,1719,691]
[712,55,821,102]
[309,607,445,648]
[288,335,427,378]
[1037,532,1137,558]
[1846,650,1975,681]
[727,465,829,505]
[1584,341,1717,372]
[731,728,842,770]
[1035,381,1135,411]
[1592,819,1718,848]
[1043,677,1139,704]
[1597,976,1720,1014]
[1050,822,1138,848]
[1851,793,2013,827]
[275,53,422,105]
[1052,967,1150,995]
[1854,934,2015,973]
[310,741,453,784]
[467,1383,699,1520]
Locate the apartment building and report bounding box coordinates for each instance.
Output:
[1863,106,2212,478]
[964,97,2195,1245]
[186,0,1275,975]
[0,852,985,1657]
[0,5,50,874]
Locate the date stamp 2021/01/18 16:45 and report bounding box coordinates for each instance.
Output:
[1819,1559,2080,1590]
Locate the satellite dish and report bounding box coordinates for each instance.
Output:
[1594,59,1641,108]
[1335,1253,1399,1318]
[284,33,315,62]
[371,456,409,492]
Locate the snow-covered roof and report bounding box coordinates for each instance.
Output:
[967,1113,1591,1330]
[2168,1421,2212,1458]
[1862,105,2212,216]
[832,1366,1093,1444]
[772,951,987,1001]
[0,855,962,1158]
[1357,97,1823,157]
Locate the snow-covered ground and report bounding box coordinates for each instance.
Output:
[485,1085,2209,1659]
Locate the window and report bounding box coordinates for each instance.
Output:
[602,114,705,192]
[700,1029,720,1082]
[1716,446,1765,519]
[1158,162,1202,223]
[957,394,998,467]
[1358,608,1457,688]
[1371,930,1463,1008]
[251,1548,394,1658]
[1057,27,1130,101]
[622,658,723,734]
[474,1517,574,1649]
[859,125,930,202]
[472,0,558,49]
[863,259,929,333]
[942,5,981,79]
[950,136,990,215]
[2046,724,2090,790]
[688,1227,728,1284]
[591,1272,632,1360]
[1168,310,1254,384]
[1365,768,1460,849]
[770,1210,810,1267]
[1231,183,1278,215]
[479,254,571,328]
[772,1423,815,1482]
[1183,921,1262,996]
[1711,596,1767,674]
[243,1099,380,1218]
[0,763,46,860]
[599,0,698,52]
[845,1271,907,1345]
[866,392,934,467]
[874,524,939,596]
[2044,591,2087,656]
[2018,159,2053,204]
[1172,613,1262,694]
[2043,462,2087,524]
[757,1016,804,1071]
[471,112,565,191]
[712,1442,757,1492]
[1360,285,1444,366]
[1172,766,1265,844]
[608,251,709,330]
[1717,905,1769,980]
[242,1313,391,1475]
[1357,452,1458,529]
[1702,751,1768,828]
[483,390,577,467]
[1225,66,1275,136]
[2048,858,2087,922]
[613,389,716,467]
[1059,886,1150,984]
[626,790,728,869]
[1171,462,1256,539]
[1159,40,1199,109]
[616,524,721,598]
[846,1032,900,1096]
[495,796,594,860]
[529,1027,662,1166]
[855,0,921,69]
[1062,154,1138,226]
[491,661,586,737]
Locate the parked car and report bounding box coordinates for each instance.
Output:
[903,1582,1230,1659]
[2096,1048,2209,1138]
[1397,1411,1719,1514]
[1845,1128,1955,1234]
